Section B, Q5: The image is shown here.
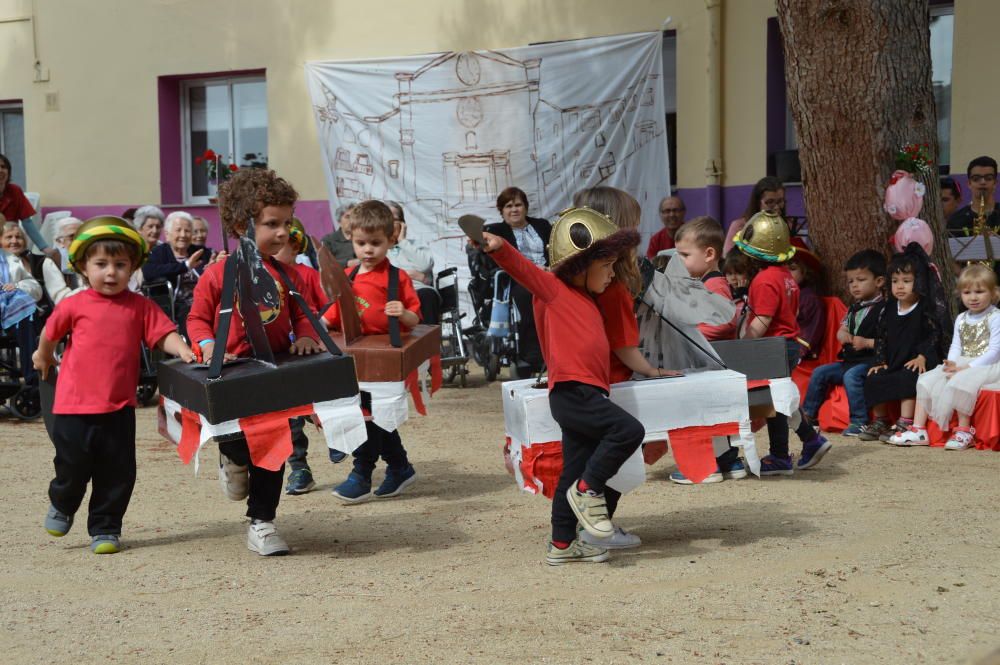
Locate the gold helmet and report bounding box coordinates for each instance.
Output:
[732,211,795,264]
[289,217,311,254]
[548,206,639,277]
[68,215,149,273]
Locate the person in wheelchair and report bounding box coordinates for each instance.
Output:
[142,211,210,338]
[386,201,440,325]
[477,187,550,375]
[1,222,43,388]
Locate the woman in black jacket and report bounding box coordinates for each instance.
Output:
[481,186,551,374]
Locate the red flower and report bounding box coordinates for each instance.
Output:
[228,163,239,172]
[195,156,204,165]
[204,149,217,161]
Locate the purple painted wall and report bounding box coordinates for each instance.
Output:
[675,183,805,229]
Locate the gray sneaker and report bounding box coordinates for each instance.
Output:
[566,481,614,539]
[44,505,73,537]
[857,421,890,441]
[546,539,610,565]
[91,534,121,554]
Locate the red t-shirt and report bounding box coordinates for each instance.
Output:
[645,227,676,259]
[699,273,738,341]
[290,262,327,313]
[597,281,639,384]
[747,265,800,340]
[490,241,611,392]
[187,259,317,356]
[46,289,176,414]
[322,259,421,335]
[0,183,35,222]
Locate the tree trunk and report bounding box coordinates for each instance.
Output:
[776,0,955,302]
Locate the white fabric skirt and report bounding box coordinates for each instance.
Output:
[917,357,1000,430]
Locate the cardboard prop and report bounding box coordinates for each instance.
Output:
[158,227,360,425]
[316,246,441,382]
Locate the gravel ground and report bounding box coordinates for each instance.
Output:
[2,372,999,664]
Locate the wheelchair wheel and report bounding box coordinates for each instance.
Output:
[10,385,41,421]
[136,382,159,407]
[484,353,501,382]
[459,365,468,388]
[445,365,458,384]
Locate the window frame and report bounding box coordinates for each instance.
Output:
[0,102,26,188]
[179,74,267,204]
[929,2,954,171]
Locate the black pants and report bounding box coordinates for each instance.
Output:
[766,339,817,458]
[14,317,37,384]
[511,282,543,372]
[48,408,136,536]
[548,382,645,543]
[218,437,284,522]
[286,417,311,471]
[415,286,441,325]
[352,421,409,479]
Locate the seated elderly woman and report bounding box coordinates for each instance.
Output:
[1,221,71,317]
[134,205,166,248]
[0,217,43,385]
[142,211,207,337]
[51,216,84,288]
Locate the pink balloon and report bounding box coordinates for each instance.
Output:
[893,218,934,255]
[884,170,924,221]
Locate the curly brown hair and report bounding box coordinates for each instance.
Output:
[217,168,298,237]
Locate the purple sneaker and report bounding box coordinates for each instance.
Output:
[759,454,794,477]
[797,435,832,470]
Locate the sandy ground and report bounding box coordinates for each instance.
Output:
[2,370,1000,665]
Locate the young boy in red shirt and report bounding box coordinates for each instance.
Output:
[34,217,195,554]
[477,207,645,565]
[323,200,422,504]
[187,169,323,556]
[733,212,831,476]
[670,216,747,484]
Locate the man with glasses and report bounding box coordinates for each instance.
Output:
[646,195,686,259]
[947,156,1000,234]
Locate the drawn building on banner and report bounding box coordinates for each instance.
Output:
[312,47,664,236]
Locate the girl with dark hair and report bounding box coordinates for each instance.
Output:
[723,176,786,256]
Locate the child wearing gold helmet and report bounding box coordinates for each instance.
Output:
[33,216,195,554]
[733,211,832,475]
[477,206,645,565]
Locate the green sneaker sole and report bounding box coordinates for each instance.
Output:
[45,528,67,537]
[92,542,120,554]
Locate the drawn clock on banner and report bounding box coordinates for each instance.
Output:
[456,52,481,86]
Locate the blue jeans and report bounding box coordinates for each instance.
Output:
[803,362,870,426]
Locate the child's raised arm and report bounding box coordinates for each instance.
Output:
[479,233,561,303]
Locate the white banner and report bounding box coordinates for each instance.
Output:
[305,31,670,304]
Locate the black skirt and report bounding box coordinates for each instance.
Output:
[864,367,919,406]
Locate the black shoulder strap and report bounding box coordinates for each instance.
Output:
[387,264,402,348]
[268,257,343,356]
[207,253,239,380]
[701,270,724,283]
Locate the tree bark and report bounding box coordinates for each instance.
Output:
[776,0,954,302]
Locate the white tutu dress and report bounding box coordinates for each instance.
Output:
[917,305,1000,430]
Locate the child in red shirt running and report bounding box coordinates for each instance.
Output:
[187,169,323,556]
[573,187,676,550]
[477,206,645,566]
[276,218,332,495]
[670,216,748,484]
[733,212,831,476]
[34,217,195,554]
[323,200,422,504]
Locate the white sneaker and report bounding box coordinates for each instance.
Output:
[945,429,974,450]
[566,481,614,538]
[247,520,290,556]
[888,427,929,446]
[580,526,642,549]
[219,453,249,501]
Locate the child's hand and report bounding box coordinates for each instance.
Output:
[291,337,322,355]
[475,231,504,253]
[385,300,405,318]
[200,342,236,365]
[851,336,871,350]
[654,368,683,377]
[904,355,927,374]
[867,364,887,376]
[210,250,229,264]
[32,348,58,380]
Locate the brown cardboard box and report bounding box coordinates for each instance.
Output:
[329,324,442,382]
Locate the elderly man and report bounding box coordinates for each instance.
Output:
[320,203,358,267]
[645,195,686,259]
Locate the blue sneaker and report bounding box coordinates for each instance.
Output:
[328,448,347,463]
[669,468,723,485]
[285,468,316,495]
[331,472,372,504]
[44,505,73,537]
[759,455,794,477]
[797,435,832,470]
[842,424,863,437]
[374,464,418,498]
[721,459,748,480]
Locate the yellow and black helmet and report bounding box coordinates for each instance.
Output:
[732,211,795,264]
[289,217,312,254]
[68,216,149,273]
[547,206,639,278]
